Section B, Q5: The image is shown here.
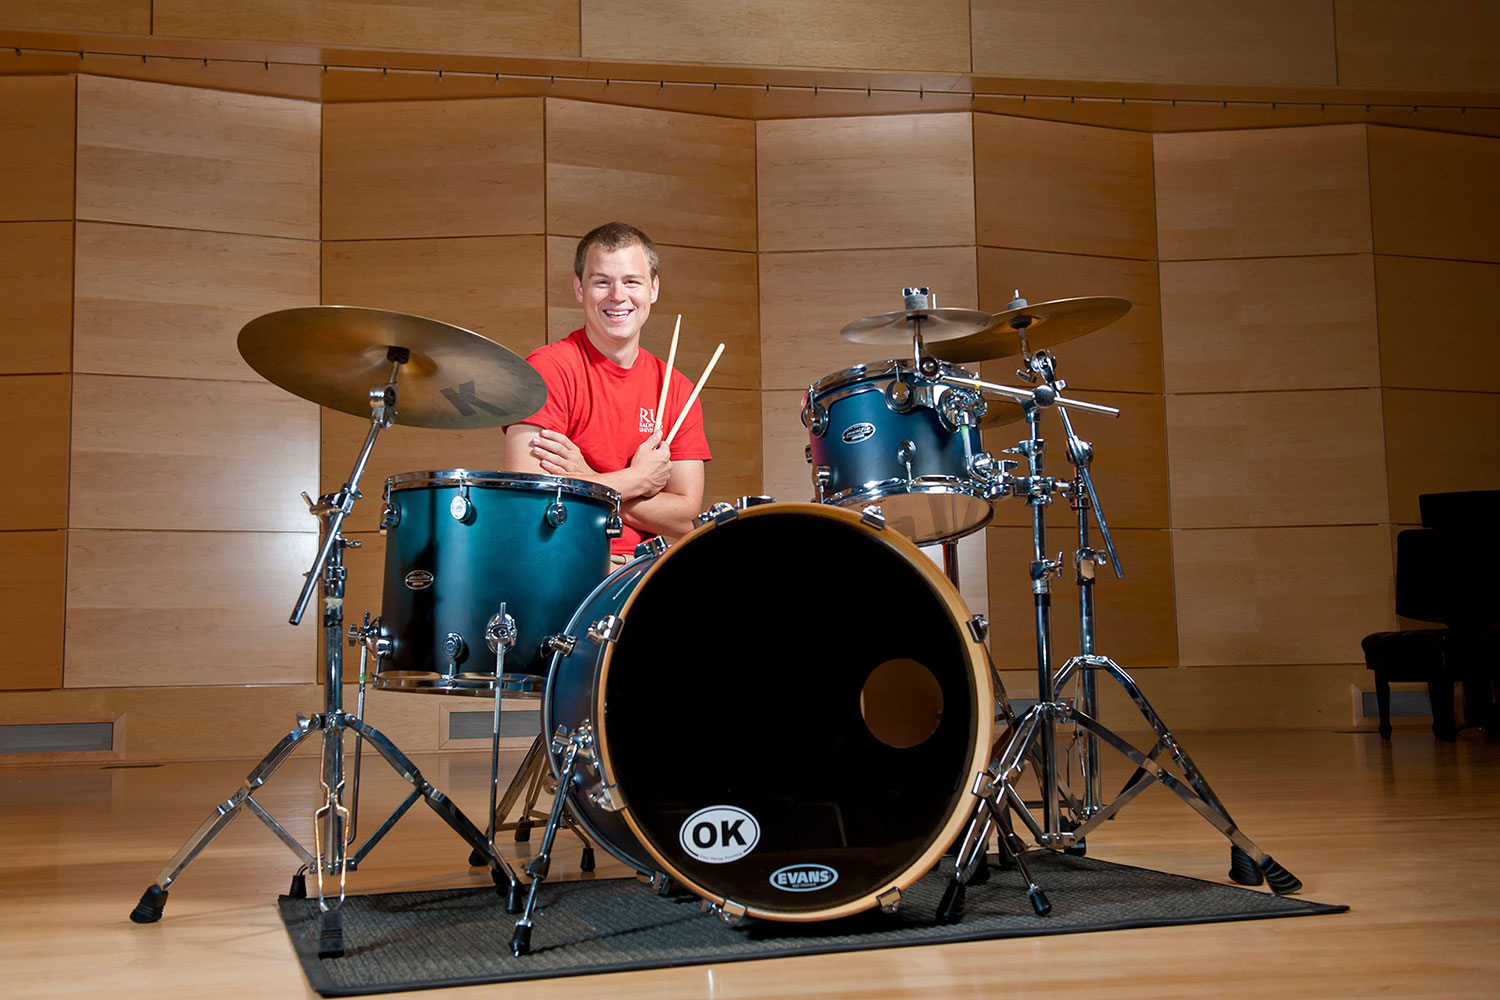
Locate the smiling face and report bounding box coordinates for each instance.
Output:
[574,241,659,364]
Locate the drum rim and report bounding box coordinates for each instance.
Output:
[592,501,994,922]
[385,468,620,506]
[827,477,996,542]
[808,358,975,398]
[541,554,663,876]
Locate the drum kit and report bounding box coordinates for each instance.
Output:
[130,289,1302,962]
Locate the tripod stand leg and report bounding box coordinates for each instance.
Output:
[511,735,584,957]
[347,717,521,897]
[937,802,994,924]
[129,721,316,923]
[1067,707,1302,894]
[986,798,1050,916]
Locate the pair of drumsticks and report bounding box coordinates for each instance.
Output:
[653,314,724,446]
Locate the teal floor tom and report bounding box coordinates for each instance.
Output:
[374,470,620,694]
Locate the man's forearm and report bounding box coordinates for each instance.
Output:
[621,490,700,539]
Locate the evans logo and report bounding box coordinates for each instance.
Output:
[769,863,839,892]
[841,422,876,444]
[678,805,760,864]
[403,570,434,590]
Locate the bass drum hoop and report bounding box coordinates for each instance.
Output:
[541,554,662,877]
[592,502,993,922]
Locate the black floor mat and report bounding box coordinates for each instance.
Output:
[280,853,1346,996]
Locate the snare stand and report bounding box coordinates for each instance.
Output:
[938,348,1302,922]
[130,358,520,957]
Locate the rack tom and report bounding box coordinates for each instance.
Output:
[374,470,620,694]
[802,359,994,544]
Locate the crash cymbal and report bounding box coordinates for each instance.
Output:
[839,307,996,347]
[238,306,546,429]
[927,296,1132,363]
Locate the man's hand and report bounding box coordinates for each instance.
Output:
[529,429,597,477]
[628,431,672,498]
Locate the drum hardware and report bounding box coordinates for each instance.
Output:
[449,482,474,522]
[692,500,739,528]
[511,503,993,955]
[131,316,542,954]
[510,719,603,956]
[937,346,1303,924]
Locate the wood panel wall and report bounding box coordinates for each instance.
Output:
[4,54,1497,758]
[0,75,323,750]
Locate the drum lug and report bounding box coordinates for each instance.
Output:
[860,505,886,530]
[543,632,577,656]
[484,611,517,653]
[588,780,624,812]
[813,466,832,503]
[804,443,812,464]
[701,898,747,926]
[449,482,474,522]
[801,391,828,437]
[605,510,623,538]
[587,614,622,645]
[379,502,400,531]
[545,485,568,527]
[885,375,916,413]
[896,440,917,483]
[966,614,989,642]
[877,887,902,913]
[691,501,737,528]
[634,536,668,558]
[441,632,467,666]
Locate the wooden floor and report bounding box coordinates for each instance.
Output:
[2,727,1497,999]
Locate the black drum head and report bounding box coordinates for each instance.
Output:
[599,507,984,918]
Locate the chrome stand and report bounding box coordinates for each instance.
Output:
[129,360,521,956]
[509,723,600,956]
[938,344,1302,923]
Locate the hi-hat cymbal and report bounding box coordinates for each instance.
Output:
[927,296,1132,363]
[238,306,546,429]
[839,307,996,346]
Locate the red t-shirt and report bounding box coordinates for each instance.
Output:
[514,329,712,555]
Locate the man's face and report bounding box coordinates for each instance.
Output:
[574,242,659,351]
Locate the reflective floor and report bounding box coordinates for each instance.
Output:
[2,729,1497,999]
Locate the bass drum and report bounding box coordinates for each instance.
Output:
[543,502,991,921]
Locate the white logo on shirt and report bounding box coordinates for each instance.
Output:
[640,407,655,433]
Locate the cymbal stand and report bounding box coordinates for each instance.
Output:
[130,352,520,957]
[938,347,1302,923]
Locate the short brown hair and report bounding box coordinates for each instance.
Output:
[573,222,659,279]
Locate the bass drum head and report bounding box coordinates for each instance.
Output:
[597,503,990,921]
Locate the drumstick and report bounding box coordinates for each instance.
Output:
[664,342,724,447]
[654,314,680,434]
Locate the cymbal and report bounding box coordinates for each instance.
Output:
[238,306,547,429]
[839,307,996,347]
[927,296,1132,363]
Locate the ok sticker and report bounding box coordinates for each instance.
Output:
[678,805,760,863]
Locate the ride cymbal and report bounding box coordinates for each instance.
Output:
[237,306,546,429]
[928,296,1132,363]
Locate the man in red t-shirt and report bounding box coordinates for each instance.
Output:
[504,222,712,558]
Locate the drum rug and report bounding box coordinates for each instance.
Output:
[279,854,1346,997]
